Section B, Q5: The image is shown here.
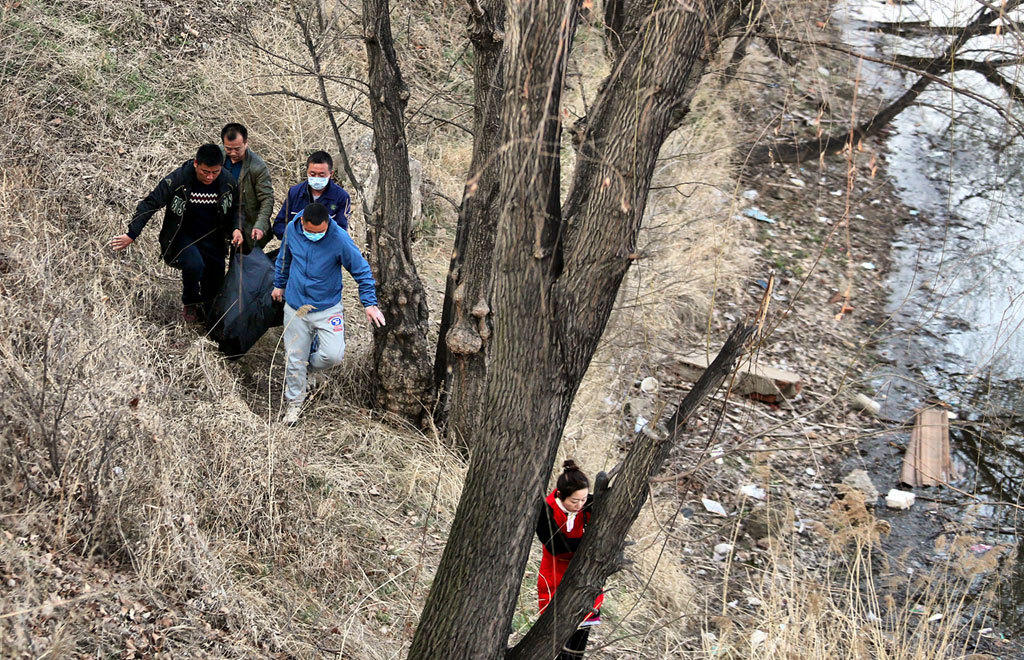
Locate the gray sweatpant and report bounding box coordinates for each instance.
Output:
[283,302,346,403]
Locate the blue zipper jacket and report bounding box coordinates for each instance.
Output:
[273,216,378,311]
[271,180,351,239]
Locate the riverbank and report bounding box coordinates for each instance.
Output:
[635,2,1022,653]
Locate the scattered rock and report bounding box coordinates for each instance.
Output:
[885,489,915,510]
[713,542,734,557]
[640,376,659,393]
[841,469,880,503]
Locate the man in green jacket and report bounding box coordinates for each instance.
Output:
[221,123,274,248]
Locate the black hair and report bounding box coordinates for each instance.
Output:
[303,202,329,227]
[306,150,333,171]
[195,143,223,167]
[221,122,248,142]
[556,460,589,501]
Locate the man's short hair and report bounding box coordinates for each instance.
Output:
[307,150,333,171]
[221,123,248,142]
[303,202,329,226]
[196,143,223,167]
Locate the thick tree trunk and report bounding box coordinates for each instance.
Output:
[410,1,746,657]
[508,322,756,659]
[432,0,507,442]
[409,0,579,655]
[362,0,433,420]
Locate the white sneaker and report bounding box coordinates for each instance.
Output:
[282,402,302,425]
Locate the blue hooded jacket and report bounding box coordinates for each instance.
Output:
[273,216,378,311]
[272,180,351,239]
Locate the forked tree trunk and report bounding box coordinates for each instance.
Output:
[432,0,507,443]
[410,1,747,656]
[362,0,433,420]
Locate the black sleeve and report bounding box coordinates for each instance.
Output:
[126,175,174,239]
[224,184,241,240]
[536,504,581,555]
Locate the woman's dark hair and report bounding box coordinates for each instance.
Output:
[556,460,589,501]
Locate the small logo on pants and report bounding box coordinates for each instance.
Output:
[328,314,344,333]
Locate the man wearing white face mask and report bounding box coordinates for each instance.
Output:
[271,202,385,425]
[270,150,352,242]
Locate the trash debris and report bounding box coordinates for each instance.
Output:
[804,468,816,477]
[741,189,759,200]
[849,392,881,416]
[739,484,766,500]
[900,406,957,487]
[789,177,806,188]
[750,629,767,647]
[841,469,880,502]
[860,262,876,270]
[702,498,727,516]
[743,207,776,223]
[634,415,649,433]
[754,278,770,290]
[676,354,802,404]
[927,613,943,623]
[969,543,993,554]
[640,376,659,394]
[885,489,915,510]
[713,542,734,556]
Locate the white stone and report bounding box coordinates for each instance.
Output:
[714,543,734,556]
[885,489,916,509]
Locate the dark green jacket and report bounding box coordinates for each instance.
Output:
[127,160,240,264]
[222,146,274,244]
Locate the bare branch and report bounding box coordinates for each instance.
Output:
[250,88,372,127]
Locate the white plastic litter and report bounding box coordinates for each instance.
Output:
[640,376,659,393]
[702,498,727,516]
[714,543,734,556]
[739,484,766,500]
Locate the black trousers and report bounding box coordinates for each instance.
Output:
[558,627,590,660]
[170,235,225,313]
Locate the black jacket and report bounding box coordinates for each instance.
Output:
[127,160,240,264]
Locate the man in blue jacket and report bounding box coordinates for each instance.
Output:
[272,202,385,424]
[271,150,351,240]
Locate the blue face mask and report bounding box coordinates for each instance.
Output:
[303,228,327,242]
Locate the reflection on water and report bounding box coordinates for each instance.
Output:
[837,0,1024,635]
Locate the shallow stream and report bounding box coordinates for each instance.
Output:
[836,0,1024,635]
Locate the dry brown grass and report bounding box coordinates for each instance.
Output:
[1,0,1005,657]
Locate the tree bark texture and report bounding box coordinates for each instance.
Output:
[362,0,434,420]
[508,322,757,660]
[409,0,579,655]
[410,1,747,657]
[432,0,507,442]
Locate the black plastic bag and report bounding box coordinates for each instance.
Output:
[210,249,284,358]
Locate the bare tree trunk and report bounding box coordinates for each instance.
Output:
[409,1,747,656]
[432,0,506,442]
[410,0,580,654]
[509,322,757,659]
[362,0,433,420]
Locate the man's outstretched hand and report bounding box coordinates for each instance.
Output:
[365,306,386,327]
[109,234,133,251]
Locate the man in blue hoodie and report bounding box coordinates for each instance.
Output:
[272,202,385,424]
[271,150,351,240]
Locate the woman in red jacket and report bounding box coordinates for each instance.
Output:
[536,460,604,660]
